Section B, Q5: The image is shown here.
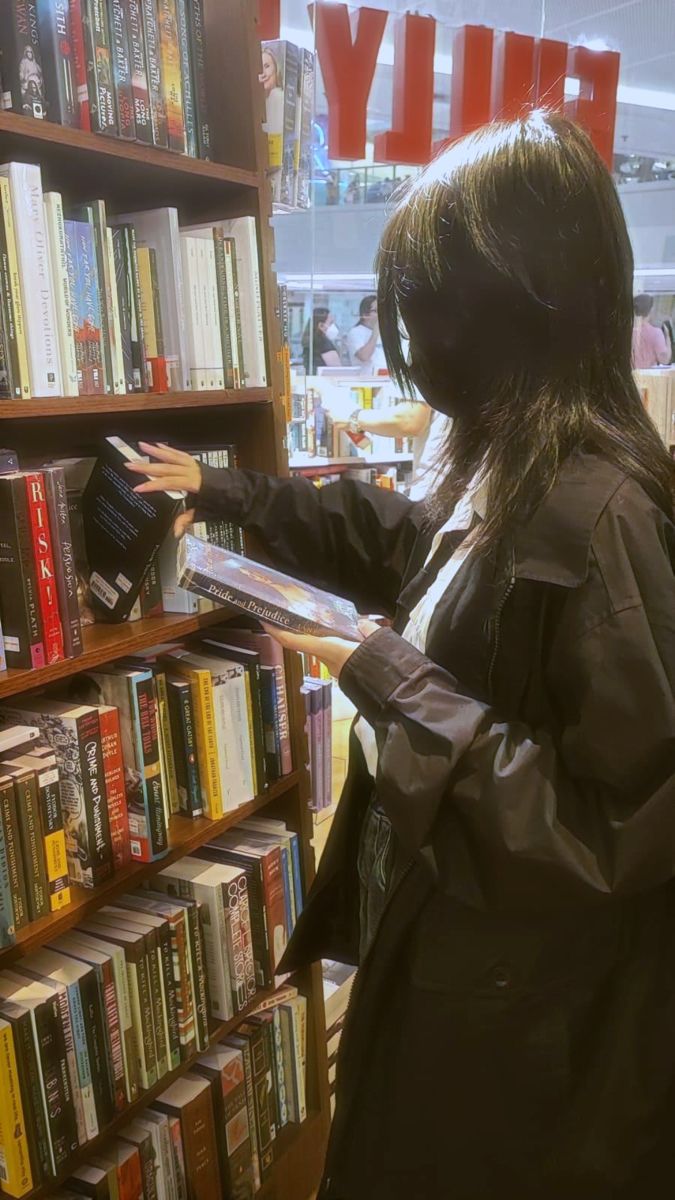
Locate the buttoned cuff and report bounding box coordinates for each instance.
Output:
[339,626,437,724]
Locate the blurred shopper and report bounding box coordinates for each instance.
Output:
[347,296,387,373]
[302,308,341,372]
[632,293,671,366]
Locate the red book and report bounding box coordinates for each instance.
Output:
[23,473,65,665]
[112,1138,143,1200]
[68,0,91,129]
[98,705,131,870]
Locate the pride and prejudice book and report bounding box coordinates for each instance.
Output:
[176,534,361,640]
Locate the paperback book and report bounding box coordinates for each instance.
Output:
[177,534,361,640]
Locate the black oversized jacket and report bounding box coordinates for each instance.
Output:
[198,452,675,1199]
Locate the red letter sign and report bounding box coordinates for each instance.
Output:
[311,2,387,161]
[491,31,536,119]
[535,37,568,110]
[566,45,620,166]
[374,13,436,165]
[435,25,494,154]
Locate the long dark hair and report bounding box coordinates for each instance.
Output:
[377,111,674,549]
[302,307,330,350]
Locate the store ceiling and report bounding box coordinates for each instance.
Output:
[280,0,675,93]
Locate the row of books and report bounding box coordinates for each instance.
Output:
[0,167,266,404]
[0,625,293,913]
[0,437,248,667]
[260,40,314,210]
[0,884,306,1198]
[0,0,211,158]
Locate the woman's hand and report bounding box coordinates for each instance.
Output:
[125,443,203,536]
[264,619,379,678]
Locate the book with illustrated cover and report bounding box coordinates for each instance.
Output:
[0,0,46,119]
[36,0,78,127]
[177,534,361,640]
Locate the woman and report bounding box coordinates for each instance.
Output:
[301,307,341,371]
[130,113,675,1199]
[259,45,284,130]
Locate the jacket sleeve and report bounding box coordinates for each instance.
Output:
[338,601,675,911]
[196,465,421,616]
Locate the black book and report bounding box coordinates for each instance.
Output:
[108,0,135,139]
[140,0,167,148]
[166,674,202,817]
[124,0,152,144]
[0,996,51,1185]
[42,466,84,660]
[186,0,210,159]
[82,0,117,134]
[118,223,149,390]
[0,0,46,118]
[0,474,45,669]
[111,226,136,392]
[0,772,28,935]
[82,435,183,622]
[174,0,195,156]
[36,0,78,126]
[197,635,267,792]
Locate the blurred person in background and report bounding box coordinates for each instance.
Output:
[632,293,671,367]
[302,307,341,372]
[347,296,387,373]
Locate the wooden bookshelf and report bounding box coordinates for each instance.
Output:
[0,0,331,1196]
[0,388,272,420]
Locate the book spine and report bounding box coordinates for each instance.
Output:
[36,0,78,126]
[155,673,179,815]
[76,707,114,886]
[33,762,70,912]
[111,227,135,392]
[23,472,65,665]
[0,784,15,948]
[188,901,209,1051]
[65,978,97,1141]
[212,232,235,389]
[242,1025,274,1178]
[186,0,210,158]
[13,773,49,921]
[138,928,168,1080]
[82,0,118,133]
[0,178,31,400]
[170,911,195,1059]
[43,193,79,397]
[126,223,149,390]
[166,1113,187,1200]
[156,0,185,153]
[278,1005,298,1123]
[64,219,88,393]
[0,1019,33,1197]
[235,870,257,1003]
[173,0,195,156]
[228,1035,261,1189]
[34,992,79,1167]
[134,675,168,860]
[104,943,138,1103]
[157,922,180,1070]
[223,871,247,1014]
[0,477,45,669]
[124,0,152,143]
[68,0,90,128]
[98,706,130,870]
[87,202,114,394]
[141,0,167,147]
[2,161,61,396]
[76,964,113,1129]
[260,666,281,781]
[41,468,84,660]
[0,210,22,399]
[271,1009,288,1128]
[108,0,135,139]
[76,217,106,394]
[0,778,28,933]
[0,0,47,118]
[105,226,127,395]
[167,681,202,817]
[102,958,127,1112]
[48,979,87,1147]
[289,996,307,1120]
[223,238,242,387]
[148,246,169,391]
[4,1002,50,1184]
[134,942,158,1088]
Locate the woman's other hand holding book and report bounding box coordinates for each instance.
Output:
[264,619,379,680]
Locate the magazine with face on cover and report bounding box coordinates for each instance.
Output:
[177,533,362,641]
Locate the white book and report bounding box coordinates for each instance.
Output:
[106,228,126,395]
[282,994,307,1121]
[184,216,267,387]
[115,207,189,391]
[222,237,242,387]
[204,241,224,389]
[180,235,208,389]
[137,1111,179,1200]
[157,857,234,1021]
[0,163,61,396]
[43,193,78,397]
[184,649,252,808]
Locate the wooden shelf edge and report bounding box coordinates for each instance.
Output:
[0,110,259,190]
[27,985,315,1199]
[0,771,299,966]
[0,609,238,699]
[0,389,273,419]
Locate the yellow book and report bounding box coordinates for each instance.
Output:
[0,176,31,400]
[241,669,259,796]
[136,246,158,359]
[0,1017,33,1197]
[160,656,223,819]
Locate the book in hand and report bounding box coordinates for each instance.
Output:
[82,436,184,622]
[177,534,362,641]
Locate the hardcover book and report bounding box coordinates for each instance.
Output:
[124,0,152,143]
[82,0,117,134]
[177,534,361,640]
[0,474,45,669]
[108,0,135,139]
[42,465,84,659]
[0,0,47,118]
[36,0,78,126]
[82,435,183,622]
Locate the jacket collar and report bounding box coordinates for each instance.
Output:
[513,453,628,588]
